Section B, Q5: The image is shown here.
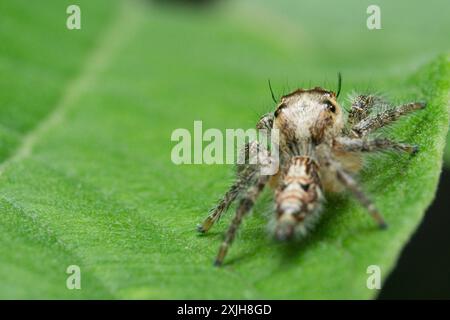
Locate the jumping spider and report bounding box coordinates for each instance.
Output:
[197,79,425,266]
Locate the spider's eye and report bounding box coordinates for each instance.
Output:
[274,103,287,117]
[325,101,336,113]
[300,183,310,191]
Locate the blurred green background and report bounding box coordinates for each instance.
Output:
[0,0,449,299]
[1,0,450,166]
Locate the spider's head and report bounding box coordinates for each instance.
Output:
[273,87,344,148]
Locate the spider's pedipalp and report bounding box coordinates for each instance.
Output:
[256,112,275,131]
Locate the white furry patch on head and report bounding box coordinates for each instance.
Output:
[274,91,344,156]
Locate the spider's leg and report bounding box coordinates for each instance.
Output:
[214,174,270,266]
[333,136,418,154]
[197,112,274,233]
[214,141,274,266]
[347,95,379,128]
[196,164,256,233]
[197,141,273,233]
[323,154,387,229]
[351,101,425,138]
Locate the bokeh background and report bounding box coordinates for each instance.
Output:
[0,0,449,299]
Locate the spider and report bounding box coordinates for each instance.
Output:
[197,76,425,266]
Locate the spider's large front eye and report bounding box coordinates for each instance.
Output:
[274,103,287,117]
[300,183,310,192]
[324,101,336,113]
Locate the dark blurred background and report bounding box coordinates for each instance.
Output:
[379,169,450,299]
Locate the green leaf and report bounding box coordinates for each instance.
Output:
[0,0,449,299]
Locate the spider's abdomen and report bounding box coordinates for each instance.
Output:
[273,156,324,240]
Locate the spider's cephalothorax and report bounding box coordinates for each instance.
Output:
[197,85,425,266]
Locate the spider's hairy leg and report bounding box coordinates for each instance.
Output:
[214,174,270,266]
[351,101,426,138]
[197,175,250,234]
[197,142,260,233]
[323,154,387,229]
[197,113,274,234]
[333,136,418,154]
[214,142,275,266]
[347,95,379,128]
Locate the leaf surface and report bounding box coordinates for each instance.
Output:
[0,0,449,299]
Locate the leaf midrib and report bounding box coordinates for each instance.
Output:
[0,0,146,299]
[0,1,139,177]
